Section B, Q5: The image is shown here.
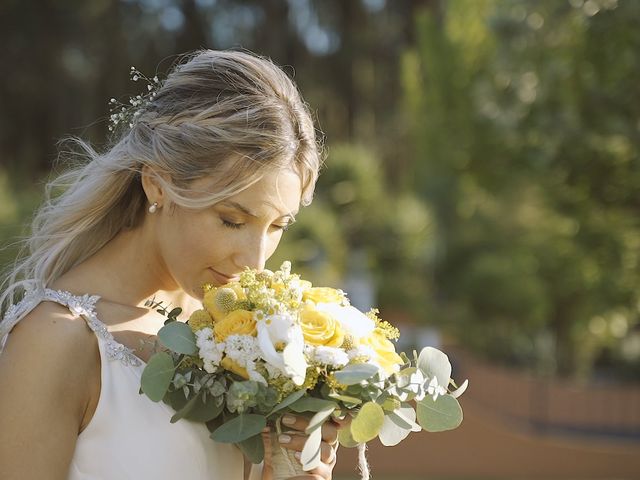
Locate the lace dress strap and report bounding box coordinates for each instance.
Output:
[0,287,141,367]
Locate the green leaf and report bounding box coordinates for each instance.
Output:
[141,352,175,402]
[350,401,384,443]
[300,424,322,471]
[267,389,306,417]
[417,395,463,432]
[379,406,420,446]
[185,395,224,423]
[389,407,421,432]
[305,405,336,434]
[290,396,338,413]
[210,414,267,443]
[333,363,380,385]
[164,387,189,412]
[171,391,224,424]
[328,393,362,405]
[417,347,451,388]
[158,321,197,355]
[238,433,265,464]
[378,415,411,447]
[170,391,200,423]
[337,425,359,448]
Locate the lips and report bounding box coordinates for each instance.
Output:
[208,268,239,285]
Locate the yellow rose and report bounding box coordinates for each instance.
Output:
[299,304,344,347]
[302,287,344,304]
[188,309,214,332]
[220,357,249,379]
[214,309,256,342]
[360,329,403,374]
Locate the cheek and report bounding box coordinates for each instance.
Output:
[159,213,217,278]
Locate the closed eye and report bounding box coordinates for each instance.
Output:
[221,219,243,229]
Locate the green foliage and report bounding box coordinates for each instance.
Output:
[416,395,463,433]
[403,0,640,378]
[157,322,197,355]
[332,362,379,385]
[210,413,267,443]
[237,434,264,464]
[140,352,175,402]
[351,401,385,443]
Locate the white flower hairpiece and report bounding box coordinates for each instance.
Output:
[108,66,160,131]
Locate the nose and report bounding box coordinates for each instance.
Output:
[234,231,268,271]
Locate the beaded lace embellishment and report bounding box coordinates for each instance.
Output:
[1,288,142,367]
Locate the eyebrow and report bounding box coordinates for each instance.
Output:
[220,200,298,221]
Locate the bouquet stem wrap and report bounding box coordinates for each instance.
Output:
[268,430,305,480]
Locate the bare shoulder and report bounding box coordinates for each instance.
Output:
[2,300,100,375]
[0,301,100,479]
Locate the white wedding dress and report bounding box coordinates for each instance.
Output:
[0,288,245,480]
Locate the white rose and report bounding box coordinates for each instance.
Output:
[256,314,308,385]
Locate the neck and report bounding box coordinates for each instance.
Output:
[53,225,190,311]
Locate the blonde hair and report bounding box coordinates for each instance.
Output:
[1,49,323,315]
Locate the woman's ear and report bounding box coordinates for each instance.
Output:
[141,165,167,207]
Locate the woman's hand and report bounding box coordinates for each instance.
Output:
[260,414,349,480]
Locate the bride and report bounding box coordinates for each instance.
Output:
[0,49,342,479]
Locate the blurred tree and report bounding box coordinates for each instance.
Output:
[403,0,640,379]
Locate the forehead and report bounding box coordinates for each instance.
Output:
[218,169,302,216]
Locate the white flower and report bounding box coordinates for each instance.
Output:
[315,303,375,339]
[425,376,447,401]
[195,328,225,373]
[347,345,376,361]
[223,335,267,385]
[256,314,307,385]
[310,346,349,368]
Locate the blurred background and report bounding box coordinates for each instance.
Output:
[1,0,639,477]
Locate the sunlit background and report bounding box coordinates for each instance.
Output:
[1,0,639,478]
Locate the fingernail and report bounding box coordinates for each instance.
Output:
[294,451,301,460]
[282,415,296,425]
[279,434,291,444]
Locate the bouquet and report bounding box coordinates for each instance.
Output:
[141,262,467,479]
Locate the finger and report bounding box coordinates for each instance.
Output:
[321,421,339,445]
[280,414,338,444]
[277,432,337,458]
[305,459,334,480]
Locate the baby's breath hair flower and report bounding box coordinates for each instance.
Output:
[107,66,160,132]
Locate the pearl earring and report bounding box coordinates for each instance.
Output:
[148,202,158,213]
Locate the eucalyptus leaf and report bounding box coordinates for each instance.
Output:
[305,405,336,434]
[165,387,189,412]
[141,352,175,402]
[290,396,338,413]
[238,433,265,464]
[210,414,267,443]
[451,379,469,398]
[170,392,201,423]
[183,392,224,423]
[389,406,421,432]
[300,423,322,471]
[333,363,380,385]
[351,402,384,443]
[417,347,452,389]
[417,395,463,432]
[328,393,362,405]
[267,389,306,417]
[337,425,359,448]
[158,321,197,355]
[378,415,411,446]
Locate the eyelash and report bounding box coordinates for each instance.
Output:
[221,219,291,231]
